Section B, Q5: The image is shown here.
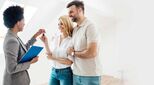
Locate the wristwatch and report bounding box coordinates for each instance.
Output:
[71,51,75,56]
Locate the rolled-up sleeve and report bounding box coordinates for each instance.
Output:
[86,24,98,44]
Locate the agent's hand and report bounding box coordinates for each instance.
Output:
[33,29,45,39]
[40,34,48,44]
[30,56,39,64]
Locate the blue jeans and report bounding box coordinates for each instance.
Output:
[73,74,101,85]
[49,67,73,85]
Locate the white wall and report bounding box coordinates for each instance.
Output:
[114,0,154,85]
[0,40,5,84]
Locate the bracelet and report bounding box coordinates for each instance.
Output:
[71,51,75,56]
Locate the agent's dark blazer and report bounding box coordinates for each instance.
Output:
[3,30,36,85]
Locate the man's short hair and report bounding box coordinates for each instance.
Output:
[3,5,24,28]
[67,0,84,12]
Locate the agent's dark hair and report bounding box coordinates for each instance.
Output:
[67,0,84,13]
[3,5,24,29]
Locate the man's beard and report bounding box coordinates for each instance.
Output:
[71,17,78,22]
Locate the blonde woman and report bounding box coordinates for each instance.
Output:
[40,15,73,85]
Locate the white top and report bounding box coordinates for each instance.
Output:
[71,18,103,76]
[51,35,72,69]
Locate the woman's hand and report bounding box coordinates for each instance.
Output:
[40,34,48,44]
[40,34,52,57]
[46,53,73,65]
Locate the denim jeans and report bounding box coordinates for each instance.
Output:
[73,74,101,85]
[49,67,73,85]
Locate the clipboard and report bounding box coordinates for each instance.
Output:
[18,46,43,63]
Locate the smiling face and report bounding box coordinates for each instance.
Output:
[68,5,80,22]
[58,20,65,33]
[58,15,73,37]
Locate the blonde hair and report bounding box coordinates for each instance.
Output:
[59,15,73,37]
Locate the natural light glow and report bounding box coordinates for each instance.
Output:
[0,0,37,38]
[0,0,37,52]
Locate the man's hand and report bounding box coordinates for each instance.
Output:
[67,47,75,56]
[30,56,39,64]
